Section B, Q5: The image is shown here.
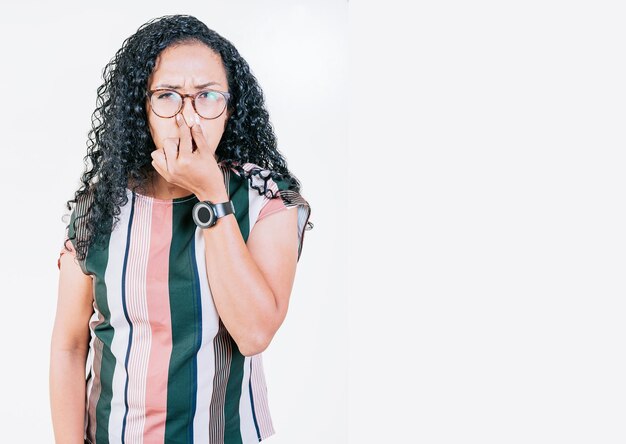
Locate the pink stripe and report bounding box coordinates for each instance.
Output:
[124,197,153,442]
[142,201,173,442]
[257,196,288,222]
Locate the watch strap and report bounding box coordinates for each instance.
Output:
[212,200,235,218]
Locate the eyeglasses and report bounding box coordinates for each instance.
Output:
[146,88,231,120]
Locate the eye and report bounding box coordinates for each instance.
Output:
[155,90,179,100]
[198,91,221,101]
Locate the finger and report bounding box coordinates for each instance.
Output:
[162,139,178,169]
[150,149,168,176]
[176,114,193,154]
[191,120,208,153]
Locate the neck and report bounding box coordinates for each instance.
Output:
[129,172,194,199]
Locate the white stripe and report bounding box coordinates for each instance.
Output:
[247,176,266,230]
[238,356,259,443]
[105,190,134,442]
[84,306,99,436]
[85,309,97,397]
[296,204,310,260]
[250,354,275,438]
[192,226,220,441]
[245,164,277,440]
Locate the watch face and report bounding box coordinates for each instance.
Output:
[197,205,213,224]
[193,201,215,227]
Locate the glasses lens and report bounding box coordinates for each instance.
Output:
[150,90,182,118]
[195,91,227,119]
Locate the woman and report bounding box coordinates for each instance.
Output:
[50,14,312,444]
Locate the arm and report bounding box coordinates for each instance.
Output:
[149,120,302,357]
[197,187,300,357]
[50,245,93,444]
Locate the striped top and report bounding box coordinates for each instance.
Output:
[57,162,312,444]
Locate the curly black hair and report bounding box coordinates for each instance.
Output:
[63,14,311,262]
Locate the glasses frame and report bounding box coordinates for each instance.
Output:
[146,88,232,120]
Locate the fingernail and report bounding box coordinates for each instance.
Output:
[176,114,182,123]
[194,114,200,125]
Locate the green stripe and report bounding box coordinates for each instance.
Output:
[165,198,202,443]
[223,339,245,443]
[84,217,114,444]
[272,175,293,193]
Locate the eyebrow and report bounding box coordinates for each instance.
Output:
[153,81,220,90]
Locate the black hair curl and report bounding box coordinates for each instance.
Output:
[63,14,312,262]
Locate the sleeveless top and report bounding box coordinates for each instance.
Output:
[57,162,312,444]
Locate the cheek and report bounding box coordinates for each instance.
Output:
[202,122,227,146]
[147,122,155,141]
[147,119,166,148]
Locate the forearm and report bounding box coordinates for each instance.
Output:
[49,348,87,444]
[201,212,278,356]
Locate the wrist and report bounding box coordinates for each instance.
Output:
[194,184,229,203]
[192,199,236,229]
[195,192,229,202]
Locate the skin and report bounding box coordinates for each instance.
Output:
[50,41,300,442]
[143,41,232,199]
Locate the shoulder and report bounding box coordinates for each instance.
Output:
[58,188,96,273]
[218,160,311,213]
[222,161,297,193]
[221,160,272,180]
[67,189,96,238]
[248,164,313,258]
[218,161,313,260]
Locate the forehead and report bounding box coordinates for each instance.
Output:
[149,42,227,88]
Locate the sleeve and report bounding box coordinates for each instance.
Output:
[257,196,292,222]
[255,176,313,262]
[57,193,93,275]
[57,209,77,270]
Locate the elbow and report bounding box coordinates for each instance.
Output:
[237,331,273,357]
[234,303,285,357]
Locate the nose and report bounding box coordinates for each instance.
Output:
[179,96,198,127]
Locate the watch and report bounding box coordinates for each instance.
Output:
[192,200,235,228]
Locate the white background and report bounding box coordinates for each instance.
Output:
[1,0,626,443]
[349,1,626,443]
[0,1,347,442]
